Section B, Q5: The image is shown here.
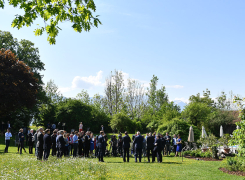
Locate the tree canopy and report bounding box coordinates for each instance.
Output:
[0,0,101,44]
[0,49,39,117]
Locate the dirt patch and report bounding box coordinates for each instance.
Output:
[184,156,223,161]
[219,168,245,176]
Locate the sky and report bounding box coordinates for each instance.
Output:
[1,0,245,103]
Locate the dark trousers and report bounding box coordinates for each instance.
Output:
[5,140,10,153]
[79,144,83,156]
[112,146,117,156]
[29,142,33,154]
[70,144,73,155]
[98,148,104,161]
[135,148,142,162]
[165,144,170,155]
[57,147,64,158]
[52,146,57,156]
[38,147,43,160]
[157,149,162,162]
[73,143,78,157]
[123,148,129,162]
[44,148,50,160]
[118,146,122,155]
[18,141,26,153]
[64,146,69,156]
[85,145,89,157]
[19,141,24,154]
[173,145,177,154]
[147,148,155,162]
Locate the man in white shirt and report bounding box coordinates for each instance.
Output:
[5,128,12,153]
[172,134,177,154]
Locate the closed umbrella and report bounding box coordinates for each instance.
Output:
[188,126,194,142]
[237,125,240,129]
[220,125,223,137]
[202,126,207,138]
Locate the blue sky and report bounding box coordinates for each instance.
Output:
[1,0,244,102]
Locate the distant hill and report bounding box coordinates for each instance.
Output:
[174,100,187,111]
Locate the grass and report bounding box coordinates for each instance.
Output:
[0,139,242,179]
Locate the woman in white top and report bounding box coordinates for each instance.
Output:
[79,122,83,132]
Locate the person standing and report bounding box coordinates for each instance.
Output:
[175,134,182,157]
[164,132,171,156]
[78,132,83,157]
[5,128,12,153]
[7,121,11,130]
[33,130,39,156]
[64,133,69,156]
[73,131,79,157]
[79,122,83,132]
[146,133,155,162]
[18,128,25,154]
[28,129,34,154]
[101,125,104,132]
[90,132,94,156]
[142,135,146,157]
[122,131,131,162]
[134,131,143,163]
[57,130,65,158]
[97,131,105,162]
[155,135,162,163]
[51,131,57,156]
[172,134,177,155]
[84,131,90,157]
[43,129,51,160]
[36,128,44,160]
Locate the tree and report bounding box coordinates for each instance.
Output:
[125,78,146,120]
[0,49,39,117]
[76,89,91,105]
[182,101,212,129]
[0,0,101,44]
[110,113,133,133]
[189,88,214,107]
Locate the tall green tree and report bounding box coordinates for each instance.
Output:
[0,0,101,44]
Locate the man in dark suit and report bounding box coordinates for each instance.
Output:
[97,131,105,162]
[146,133,155,162]
[51,131,57,156]
[28,129,34,154]
[122,131,131,162]
[36,128,44,160]
[134,131,143,163]
[57,130,65,158]
[164,132,171,156]
[43,129,51,160]
[84,131,90,157]
[155,134,163,163]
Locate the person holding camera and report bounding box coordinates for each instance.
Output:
[122,131,131,162]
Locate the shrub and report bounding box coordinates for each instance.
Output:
[157,118,201,142]
[204,151,212,158]
[183,150,191,156]
[221,157,245,172]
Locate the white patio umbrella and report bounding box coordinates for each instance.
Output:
[188,126,194,142]
[237,125,240,129]
[220,125,224,137]
[202,126,207,138]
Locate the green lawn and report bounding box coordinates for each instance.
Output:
[0,142,242,179]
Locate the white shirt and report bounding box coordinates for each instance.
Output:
[5,132,12,140]
[79,124,83,129]
[173,138,177,145]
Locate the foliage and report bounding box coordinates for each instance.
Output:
[218,134,231,148]
[182,101,212,129]
[110,113,133,133]
[0,0,101,44]
[221,157,245,172]
[229,96,245,157]
[0,30,46,130]
[0,49,39,118]
[157,118,201,141]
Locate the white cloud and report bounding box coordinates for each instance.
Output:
[59,87,72,93]
[166,85,184,89]
[71,71,103,89]
[172,97,189,103]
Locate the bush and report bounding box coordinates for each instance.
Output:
[221,157,245,172]
[157,118,201,142]
[204,151,212,158]
[183,150,191,156]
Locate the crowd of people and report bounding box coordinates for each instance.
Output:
[4,122,182,163]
